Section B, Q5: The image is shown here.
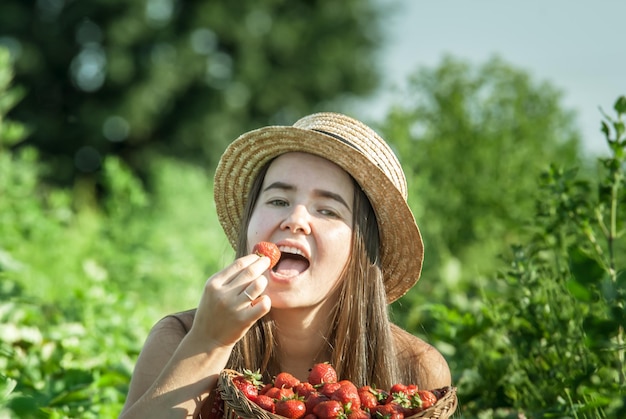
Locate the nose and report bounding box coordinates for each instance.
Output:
[280,204,312,235]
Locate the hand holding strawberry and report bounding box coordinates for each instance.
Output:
[190,251,272,349]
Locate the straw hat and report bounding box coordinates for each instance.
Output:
[214,112,423,303]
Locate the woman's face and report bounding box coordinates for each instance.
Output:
[247,152,354,309]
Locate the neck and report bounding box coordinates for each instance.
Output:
[271,306,333,381]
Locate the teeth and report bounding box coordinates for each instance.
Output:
[278,246,305,257]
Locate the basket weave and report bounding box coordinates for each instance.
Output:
[218,369,457,419]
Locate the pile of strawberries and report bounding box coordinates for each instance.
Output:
[229,362,443,419]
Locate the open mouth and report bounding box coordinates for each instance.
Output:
[274,246,310,276]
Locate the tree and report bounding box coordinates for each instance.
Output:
[1,0,383,184]
[380,56,584,317]
[378,55,625,417]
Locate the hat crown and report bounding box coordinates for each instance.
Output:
[293,113,408,200]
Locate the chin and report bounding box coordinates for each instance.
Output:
[268,300,304,310]
[266,293,312,310]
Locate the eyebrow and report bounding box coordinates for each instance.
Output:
[263,181,352,211]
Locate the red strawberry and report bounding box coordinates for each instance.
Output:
[255,394,276,413]
[357,386,382,410]
[294,381,317,399]
[313,399,345,418]
[205,391,224,419]
[232,369,262,401]
[370,403,404,419]
[387,394,410,411]
[253,241,281,269]
[308,362,338,386]
[389,384,408,395]
[275,398,307,419]
[331,380,361,411]
[416,390,437,410]
[260,382,274,395]
[404,384,418,397]
[265,386,295,400]
[232,376,258,401]
[305,391,330,415]
[275,372,301,389]
[347,408,371,419]
[320,382,342,398]
[386,383,413,406]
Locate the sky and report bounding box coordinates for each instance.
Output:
[357,0,626,156]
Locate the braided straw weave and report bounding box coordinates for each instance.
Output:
[217,369,458,419]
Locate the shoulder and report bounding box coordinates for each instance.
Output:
[145,309,197,349]
[391,323,452,389]
[160,308,196,333]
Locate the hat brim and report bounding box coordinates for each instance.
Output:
[214,126,423,303]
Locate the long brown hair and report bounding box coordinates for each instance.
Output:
[226,157,403,388]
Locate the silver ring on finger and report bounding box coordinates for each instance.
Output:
[242,290,254,302]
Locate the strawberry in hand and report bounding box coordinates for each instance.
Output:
[253,241,281,270]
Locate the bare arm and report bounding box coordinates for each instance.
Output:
[119,316,230,418]
[119,254,273,419]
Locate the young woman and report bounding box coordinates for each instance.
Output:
[119,113,452,418]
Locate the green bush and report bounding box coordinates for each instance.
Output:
[2,41,625,417]
[0,46,231,417]
[427,97,626,418]
[0,152,230,417]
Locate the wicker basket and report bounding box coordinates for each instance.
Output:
[218,369,457,419]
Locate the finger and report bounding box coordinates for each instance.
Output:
[241,289,255,302]
[210,254,264,288]
[224,255,271,287]
[235,290,271,322]
[250,294,271,310]
[240,275,268,304]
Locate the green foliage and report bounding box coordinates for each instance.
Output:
[383,56,585,349]
[0,141,143,417]
[1,46,232,416]
[428,97,626,418]
[0,282,137,418]
[2,34,626,417]
[0,150,229,417]
[384,55,583,292]
[380,56,625,416]
[1,0,383,184]
[0,47,28,149]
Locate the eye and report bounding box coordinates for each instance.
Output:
[268,198,289,207]
[319,208,340,218]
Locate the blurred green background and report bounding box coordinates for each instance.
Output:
[0,0,624,417]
